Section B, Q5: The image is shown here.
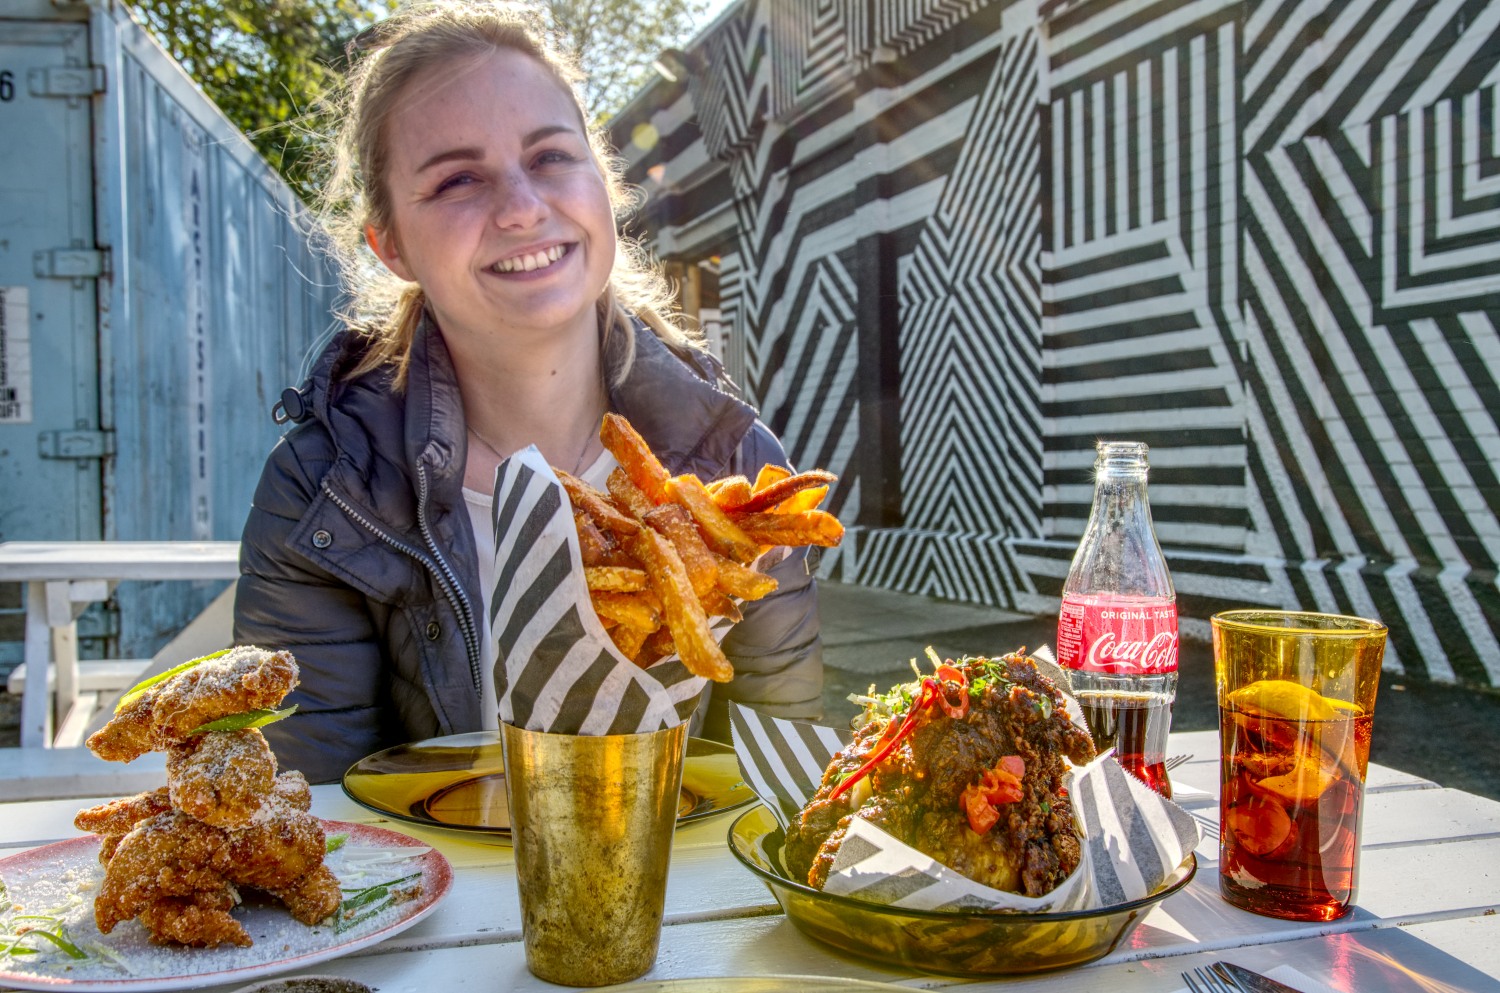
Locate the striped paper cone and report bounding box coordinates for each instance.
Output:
[489,446,733,735]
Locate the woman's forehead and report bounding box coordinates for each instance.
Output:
[384,49,584,162]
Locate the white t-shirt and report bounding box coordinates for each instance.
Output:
[463,450,618,729]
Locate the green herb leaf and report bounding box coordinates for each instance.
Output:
[115,649,231,712]
[325,832,349,854]
[7,928,88,959]
[187,705,297,736]
[333,872,422,934]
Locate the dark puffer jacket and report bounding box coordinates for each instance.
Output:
[235,317,824,783]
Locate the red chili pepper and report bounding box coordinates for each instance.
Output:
[830,664,973,804]
[830,680,935,803]
[933,664,969,719]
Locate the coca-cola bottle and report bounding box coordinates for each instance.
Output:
[1056,440,1178,797]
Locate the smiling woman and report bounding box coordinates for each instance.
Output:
[231,0,826,784]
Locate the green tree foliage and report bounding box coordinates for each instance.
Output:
[127,0,701,201]
[126,0,389,204]
[536,0,705,122]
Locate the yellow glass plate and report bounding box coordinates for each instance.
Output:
[726,805,1196,977]
[342,731,750,840]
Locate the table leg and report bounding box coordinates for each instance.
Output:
[18,581,52,748]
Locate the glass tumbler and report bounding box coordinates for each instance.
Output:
[1211,610,1386,921]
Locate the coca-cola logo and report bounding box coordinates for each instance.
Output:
[1083,630,1179,670]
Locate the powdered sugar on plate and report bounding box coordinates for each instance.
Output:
[0,821,452,993]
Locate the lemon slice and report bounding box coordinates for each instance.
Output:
[1227,679,1336,721]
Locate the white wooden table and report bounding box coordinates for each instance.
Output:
[1,729,1497,991]
[0,540,241,747]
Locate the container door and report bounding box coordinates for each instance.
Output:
[0,20,103,541]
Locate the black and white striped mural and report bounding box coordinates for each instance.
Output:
[610,0,1500,687]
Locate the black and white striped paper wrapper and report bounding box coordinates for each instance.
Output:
[489,447,731,735]
[730,700,1199,913]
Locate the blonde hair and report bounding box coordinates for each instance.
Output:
[320,0,698,389]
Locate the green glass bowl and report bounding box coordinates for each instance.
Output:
[726,805,1196,977]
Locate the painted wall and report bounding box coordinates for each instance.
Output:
[610,0,1500,688]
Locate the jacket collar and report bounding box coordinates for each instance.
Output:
[304,313,759,488]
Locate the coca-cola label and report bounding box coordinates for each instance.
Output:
[1056,595,1179,674]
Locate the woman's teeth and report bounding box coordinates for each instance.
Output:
[493,244,567,273]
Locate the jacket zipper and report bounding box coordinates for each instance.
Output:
[413,461,482,688]
[321,478,483,694]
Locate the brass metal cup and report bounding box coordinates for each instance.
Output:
[501,720,689,987]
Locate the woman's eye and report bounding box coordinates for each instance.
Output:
[434,173,476,194]
[534,149,578,168]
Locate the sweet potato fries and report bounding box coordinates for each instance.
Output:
[566,413,842,680]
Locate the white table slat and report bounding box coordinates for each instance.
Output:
[179,909,1500,993]
[0,542,241,582]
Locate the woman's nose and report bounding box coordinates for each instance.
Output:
[492,170,547,228]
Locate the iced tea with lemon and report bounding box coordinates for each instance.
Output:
[1219,680,1372,920]
[1211,612,1386,922]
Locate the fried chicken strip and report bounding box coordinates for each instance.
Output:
[95,812,229,935]
[86,646,299,761]
[167,729,278,827]
[74,786,173,836]
[137,888,250,948]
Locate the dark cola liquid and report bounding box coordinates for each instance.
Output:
[1218,702,1372,921]
[1076,690,1173,798]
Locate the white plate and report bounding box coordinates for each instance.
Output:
[0,820,451,992]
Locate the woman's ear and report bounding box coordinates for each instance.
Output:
[365,224,414,282]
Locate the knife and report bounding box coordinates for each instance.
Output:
[1216,961,1308,993]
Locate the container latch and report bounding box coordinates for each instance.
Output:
[29,65,105,98]
[35,248,106,279]
[38,430,115,460]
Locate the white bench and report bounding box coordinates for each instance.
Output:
[7,659,153,694]
[0,542,240,748]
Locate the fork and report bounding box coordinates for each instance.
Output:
[1182,965,1239,993]
[1165,753,1192,772]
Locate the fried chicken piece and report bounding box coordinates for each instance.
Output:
[87,646,299,761]
[75,786,173,836]
[272,769,312,811]
[95,812,229,934]
[214,800,327,893]
[786,653,1094,898]
[269,864,342,925]
[167,729,278,827]
[86,692,158,763]
[137,887,250,948]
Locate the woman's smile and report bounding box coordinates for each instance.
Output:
[488,242,574,276]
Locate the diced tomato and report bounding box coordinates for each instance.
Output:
[961,785,1001,834]
[958,756,1026,834]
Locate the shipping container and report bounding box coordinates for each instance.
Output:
[0,0,340,667]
